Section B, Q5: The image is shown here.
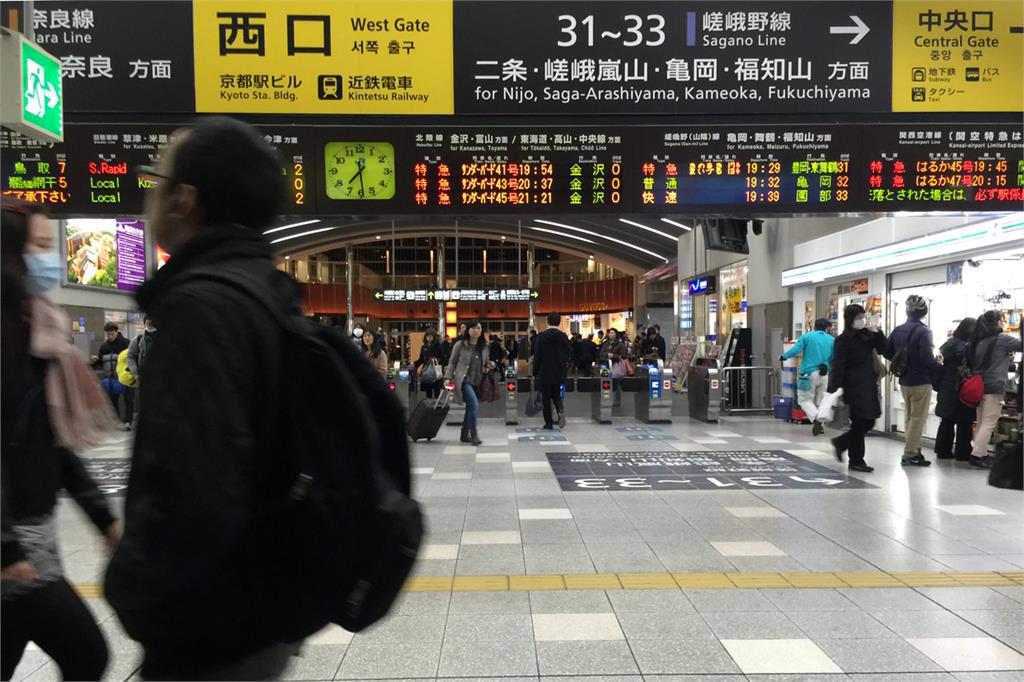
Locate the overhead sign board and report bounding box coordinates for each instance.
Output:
[373,288,540,303]
[0,31,63,142]
[4,122,1022,215]
[192,0,454,114]
[892,0,1023,112]
[454,0,893,114]
[25,1,195,113]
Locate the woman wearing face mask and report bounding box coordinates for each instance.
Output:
[1,200,120,680]
[826,304,887,473]
[966,310,1023,468]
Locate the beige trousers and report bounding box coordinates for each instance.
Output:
[972,394,1003,458]
[901,384,933,457]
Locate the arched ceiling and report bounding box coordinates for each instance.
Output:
[264,214,693,274]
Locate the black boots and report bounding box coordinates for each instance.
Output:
[460,427,483,445]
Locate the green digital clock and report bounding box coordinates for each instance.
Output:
[324,141,396,200]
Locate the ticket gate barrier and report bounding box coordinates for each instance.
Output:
[505,367,519,426]
[687,362,722,423]
[589,367,613,424]
[720,366,778,416]
[386,365,413,413]
[634,365,673,424]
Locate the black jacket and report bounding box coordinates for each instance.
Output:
[642,334,667,361]
[828,328,886,421]
[104,225,297,676]
[2,356,115,568]
[576,340,598,366]
[416,340,443,368]
[533,327,571,385]
[935,337,974,420]
[94,333,130,379]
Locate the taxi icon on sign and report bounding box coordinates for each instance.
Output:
[318,75,342,100]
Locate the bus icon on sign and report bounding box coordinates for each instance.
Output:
[318,75,342,100]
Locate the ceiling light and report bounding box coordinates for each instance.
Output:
[375,235,381,239]
[262,219,321,235]
[528,226,596,244]
[618,218,678,241]
[269,225,341,244]
[534,219,668,262]
[660,218,693,231]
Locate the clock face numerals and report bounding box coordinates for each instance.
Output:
[324,141,396,200]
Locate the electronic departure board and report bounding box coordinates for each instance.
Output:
[636,126,860,212]
[862,125,1024,210]
[1,125,315,216]
[3,122,1021,216]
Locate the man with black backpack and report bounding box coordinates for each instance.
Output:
[886,294,941,467]
[105,117,420,679]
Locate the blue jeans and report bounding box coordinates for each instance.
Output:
[462,383,479,430]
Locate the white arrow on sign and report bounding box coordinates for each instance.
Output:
[44,82,58,108]
[830,15,870,45]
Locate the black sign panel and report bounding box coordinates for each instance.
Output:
[1,124,317,216]
[454,1,892,114]
[4,122,1021,215]
[373,288,540,303]
[21,1,195,113]
[861,123,1024,209]
[546,450,877,491]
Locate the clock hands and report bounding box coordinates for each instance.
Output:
[347,158,367,198]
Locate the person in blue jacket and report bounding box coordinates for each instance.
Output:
[781,318,835,436]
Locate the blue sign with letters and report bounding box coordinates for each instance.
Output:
[688,275,716,296]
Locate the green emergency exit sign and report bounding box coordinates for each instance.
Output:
[1,31,63,143]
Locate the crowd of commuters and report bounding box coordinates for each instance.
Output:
[780,295,1023,473]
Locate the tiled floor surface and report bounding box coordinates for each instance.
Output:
[10,413,1024,680]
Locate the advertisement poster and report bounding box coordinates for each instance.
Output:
[804,300,815,336]
[64,218,146,290]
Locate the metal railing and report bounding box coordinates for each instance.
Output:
[719,366,779,416]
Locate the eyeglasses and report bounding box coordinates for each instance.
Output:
[135,165,175,186]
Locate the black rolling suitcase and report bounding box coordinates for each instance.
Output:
[407,389,451,442]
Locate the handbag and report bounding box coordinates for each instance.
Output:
[624,359,635,377]
[611,360,626,379]
[959,338,997,408]
[525,389,543,416]
[478,374,498,402]
[420,360,439,385]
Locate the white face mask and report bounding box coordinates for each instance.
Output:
[852,318,867,330]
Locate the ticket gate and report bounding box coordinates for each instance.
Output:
[386,365,413,414]
[687,362,722,423]
[590,366,613,424]
[634,365,673,424]
[504,367,519,426]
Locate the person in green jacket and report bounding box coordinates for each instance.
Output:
[781,318,836,436]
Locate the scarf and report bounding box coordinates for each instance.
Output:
[28,296,117,450]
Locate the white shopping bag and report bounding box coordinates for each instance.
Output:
[816,388,844,425]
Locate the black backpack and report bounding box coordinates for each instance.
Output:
[191,266,423,637]
[889,325,921,378]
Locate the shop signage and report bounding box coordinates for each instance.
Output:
[372,288,540,303]
[545,450,877,491]
[891,0,1023,113]
[852,277,869,294]
[4,122,1022,215]
[0,32,63,142]
[688,275,716,295]
[781,213,1024,286]
[192,0,453,114]
[455,0,893,115]
[25,1,195,113]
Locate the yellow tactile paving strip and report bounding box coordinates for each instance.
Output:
[73,570,1024,599]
